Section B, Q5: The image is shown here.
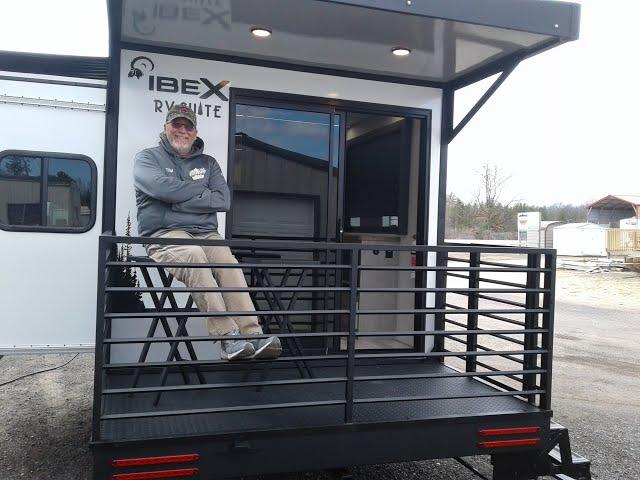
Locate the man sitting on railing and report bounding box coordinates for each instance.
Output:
[133,103,281,361]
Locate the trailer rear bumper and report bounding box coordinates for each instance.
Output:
[92,411,553,480]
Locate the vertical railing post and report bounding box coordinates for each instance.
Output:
[104,240,120,367]
[332,248,343,353]
[524,253,541,405]
[466,252,480,372]
[433,250,448,355]
[540,252,556,410]
[413,248,427,353]
[91,236,110,441]
[344,247,358,423]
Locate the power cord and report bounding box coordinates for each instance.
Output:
[0,353,79,387]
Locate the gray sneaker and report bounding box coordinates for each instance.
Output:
[249,335,282,360]
[221,330,255,361]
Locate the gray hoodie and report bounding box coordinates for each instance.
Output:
[134,133,230,237]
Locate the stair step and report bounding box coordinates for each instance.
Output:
[549,446,591,466]
[550,421,567,431]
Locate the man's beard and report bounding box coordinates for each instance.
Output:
[168,136,194,155]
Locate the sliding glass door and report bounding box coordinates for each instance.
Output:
[230,101,341,242]
[229,94,428,352]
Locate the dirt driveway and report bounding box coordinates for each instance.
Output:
[547,267,640,480]
[0,262,638,480]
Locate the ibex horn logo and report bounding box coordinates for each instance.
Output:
[128,56,155,79]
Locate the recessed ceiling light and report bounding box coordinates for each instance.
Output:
[327,92,340,98]
[251,27,272,38]
[391,47,411,57]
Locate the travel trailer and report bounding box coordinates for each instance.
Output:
[0,1,591,479]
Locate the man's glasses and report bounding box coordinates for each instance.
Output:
[170,119,195,131]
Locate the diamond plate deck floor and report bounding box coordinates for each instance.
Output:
[100,360,540,441]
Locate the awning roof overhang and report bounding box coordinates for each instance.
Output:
[115,0,580,88]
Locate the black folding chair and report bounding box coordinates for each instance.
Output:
[128,256,206,405]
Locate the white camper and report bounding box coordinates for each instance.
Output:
[0,2,591,480]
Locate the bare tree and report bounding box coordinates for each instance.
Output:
[474,163,511,208]
[2,157,34,177]
[473,163,512,235]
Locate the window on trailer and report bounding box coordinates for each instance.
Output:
[0,151,97,232]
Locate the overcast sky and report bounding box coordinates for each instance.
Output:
[1,0,636,206]
[450,0,639,206]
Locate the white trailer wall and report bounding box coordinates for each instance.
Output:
[0,72,105,353]
[112,50,443,361]
[115,50,442,240]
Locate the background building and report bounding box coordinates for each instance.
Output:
[587,195,640,228]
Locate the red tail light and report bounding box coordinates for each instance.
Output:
[111,468,199,480]
[479,438,540,449]
[479,426,540,437]
[112,454,199,467]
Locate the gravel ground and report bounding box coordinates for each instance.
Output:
[0,266,638,480]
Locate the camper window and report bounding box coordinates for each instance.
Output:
[0,151,96,232]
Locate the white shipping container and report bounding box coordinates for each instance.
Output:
[553,223,608,257]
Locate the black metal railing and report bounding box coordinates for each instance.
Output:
[92,235,556,441]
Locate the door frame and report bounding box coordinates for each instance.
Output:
[226,87,433,246]
[226,88,433,353]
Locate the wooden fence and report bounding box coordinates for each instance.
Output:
[607,229,640,253]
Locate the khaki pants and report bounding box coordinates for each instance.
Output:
[146,231,262,336]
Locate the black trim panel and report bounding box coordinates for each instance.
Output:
[0,50,108,80]
[102,0,123,234]
[0,74,106,89]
